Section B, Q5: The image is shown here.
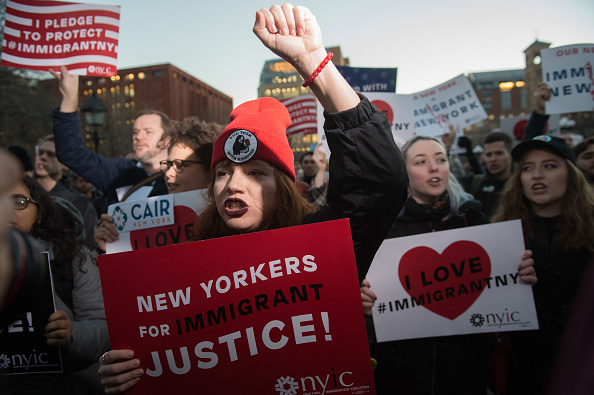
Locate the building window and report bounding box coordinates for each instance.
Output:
[138,72,146,80]
[501,90,511,110]
[153,70,162,78]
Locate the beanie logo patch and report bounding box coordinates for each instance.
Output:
[224,129,258,163]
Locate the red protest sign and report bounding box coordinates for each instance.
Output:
[98,219,376,395]
[398,241,492,320]
[2,0,120,76]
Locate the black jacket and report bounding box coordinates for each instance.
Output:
[304,96,408,283]
[372,197,490,395]
[507,215,592,395]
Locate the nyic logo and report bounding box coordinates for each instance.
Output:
[469,308,522,328]
[274,368,358,395]
[275,376,299,395]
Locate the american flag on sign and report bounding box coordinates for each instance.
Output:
[1,0,121,76]
[280,95,318,136]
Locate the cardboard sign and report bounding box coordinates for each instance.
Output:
[108,195,175,233]
[541,44,594,114]
[411,74,488,137]
[500,114,561,143]
[281,95,317,137]
[106,190,207,254]
[1,0,121,76]
[99,219,376,394]
[366,220,538,342]
[316,67,401,158]
[366,93,415,149]
[335,66,397,93]
[0,253,62,374]
[317,93,413,158]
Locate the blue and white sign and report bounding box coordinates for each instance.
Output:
[109,195,174,232]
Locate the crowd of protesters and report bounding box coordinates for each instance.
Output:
[1,3,593,395]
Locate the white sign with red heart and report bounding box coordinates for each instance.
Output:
[366,220,539,342]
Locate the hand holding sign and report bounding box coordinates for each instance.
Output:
[360,279,377,317]
[94,214,119,252]
[44,310,73,347]
[534,82,551,115]
[49,66,79,113]
[98,349,143,394]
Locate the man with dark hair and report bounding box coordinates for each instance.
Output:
[50,66,171,205]
[298,144,328,209]
[573,137,594,188]
[462,132,513,217]
[33,135,98,249]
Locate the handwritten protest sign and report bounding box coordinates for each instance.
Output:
[500,114,561,143]
[541,44,594,114]
[106,190,207,254]
[0,253,62,374]
[99,219,376,394]
[366,220,538,342]
[411,74,488,137]
[281,95,317,137]
[2,0,120,76]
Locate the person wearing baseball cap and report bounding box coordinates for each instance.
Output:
[97,5,408,392]
[492,134,594,394]
[511,135,576,164]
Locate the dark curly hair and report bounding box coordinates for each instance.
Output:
[168,117,223,166]
[21,176,85,278]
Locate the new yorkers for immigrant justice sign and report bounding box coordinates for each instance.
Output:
[366,220,538,342]
[98,220,376,394]
[2,0,120,76]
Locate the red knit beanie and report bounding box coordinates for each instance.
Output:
[211,97,296,182]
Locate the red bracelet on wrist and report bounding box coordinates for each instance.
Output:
[302,52,334,88]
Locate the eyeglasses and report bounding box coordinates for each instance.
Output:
[160,159,205,173]
[35,146,56,158]
[11,195,38,210]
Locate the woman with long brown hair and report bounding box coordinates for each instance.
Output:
[97,4,408,393]
[492,135,594,394]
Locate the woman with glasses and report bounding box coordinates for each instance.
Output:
[93,117,221,252]
[6,175,109,394]
[160,117,221,194]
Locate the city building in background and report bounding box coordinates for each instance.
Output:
[258,47,349,162]
[467,68,528,141]
[465,39,592,143]
[38,63,232,157]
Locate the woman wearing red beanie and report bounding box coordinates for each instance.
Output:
[98,4,408,393]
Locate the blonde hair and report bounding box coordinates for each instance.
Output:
[401,135,473,216]
[492,157,594,252]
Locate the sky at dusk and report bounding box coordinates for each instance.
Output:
[4,0,594,107]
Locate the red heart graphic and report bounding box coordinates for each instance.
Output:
[398,241,491,320]
[130,206,198,251]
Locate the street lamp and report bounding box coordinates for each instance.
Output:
[81,90,107,153]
